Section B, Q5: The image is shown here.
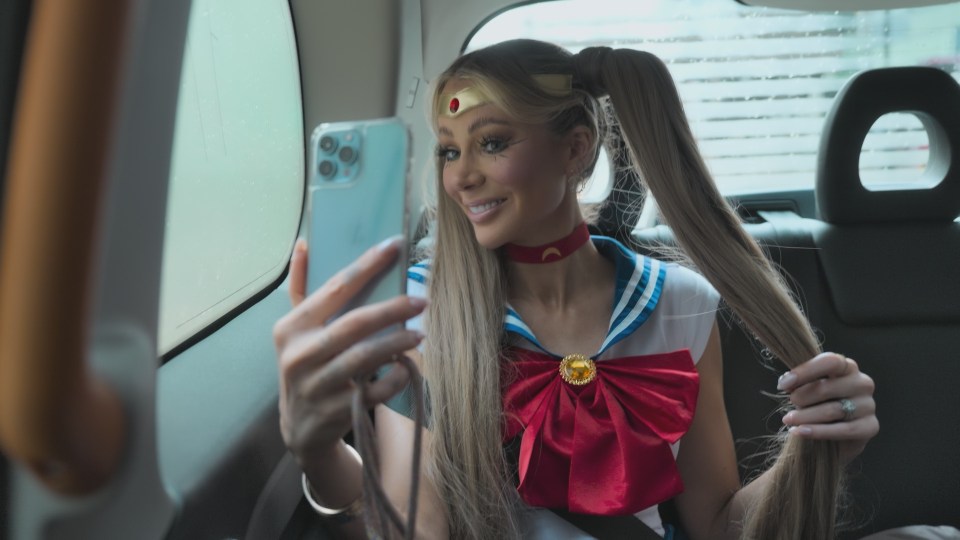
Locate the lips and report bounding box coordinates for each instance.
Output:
[468,199,505,214]
[463,198,506,223]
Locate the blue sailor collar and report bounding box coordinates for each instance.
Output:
[504,236,666,358]
[406,236,667,358]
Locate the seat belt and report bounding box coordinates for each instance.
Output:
[244,452,302,540]
[550,509,665,540]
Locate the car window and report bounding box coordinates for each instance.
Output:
[468,0,960,195]
[158,0,303,354]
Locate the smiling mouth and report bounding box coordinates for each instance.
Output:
[468,199,505,214]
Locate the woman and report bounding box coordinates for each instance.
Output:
[272,40,878,539]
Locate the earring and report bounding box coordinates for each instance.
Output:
[567,168,580,192]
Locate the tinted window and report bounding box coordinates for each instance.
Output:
[159,0,304,354]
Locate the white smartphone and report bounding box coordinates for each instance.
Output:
[306,117,410,319]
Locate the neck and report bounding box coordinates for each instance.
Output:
[506,230,609,311]
[503,222,590,264]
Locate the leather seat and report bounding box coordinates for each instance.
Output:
[634,66,960,537]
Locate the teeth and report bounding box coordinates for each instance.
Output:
[469,199,504,214]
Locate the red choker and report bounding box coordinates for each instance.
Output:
[504,222,590,264]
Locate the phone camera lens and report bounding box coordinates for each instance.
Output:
[319,136,337,154]
[318,160,336,178]
[338,146,358,164]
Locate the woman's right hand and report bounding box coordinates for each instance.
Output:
[272,236,425,475]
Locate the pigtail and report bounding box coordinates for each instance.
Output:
[421,41,604,539]
[422,188,525,540]
[575,47,842,539]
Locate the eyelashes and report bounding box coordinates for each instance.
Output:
[479,136,511,154]
[436,135,517,164]
[435,145,458,162]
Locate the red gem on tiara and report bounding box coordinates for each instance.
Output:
[449,98,460,113]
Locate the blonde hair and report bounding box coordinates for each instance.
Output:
[421,40,839,539]
[419,41,604,539]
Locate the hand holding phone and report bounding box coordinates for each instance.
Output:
[300,117,424,537]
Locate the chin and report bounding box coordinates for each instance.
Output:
[471,224,510,251]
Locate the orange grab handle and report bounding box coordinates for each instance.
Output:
[0,0,131,495]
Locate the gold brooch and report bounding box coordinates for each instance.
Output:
[559,354,597,385]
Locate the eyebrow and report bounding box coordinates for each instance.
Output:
[437,116,512,137]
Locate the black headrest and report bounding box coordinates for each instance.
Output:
[817,67,960,224]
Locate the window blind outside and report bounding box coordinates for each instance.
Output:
[469,1,960,194]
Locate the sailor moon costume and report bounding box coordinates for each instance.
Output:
[389,236,720,537]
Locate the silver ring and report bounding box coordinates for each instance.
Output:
[839,398,857,421]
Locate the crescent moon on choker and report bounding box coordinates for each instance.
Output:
[541,247,562,261]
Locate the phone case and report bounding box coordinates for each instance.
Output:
[306,117,410,317]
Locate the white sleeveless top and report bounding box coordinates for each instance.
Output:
[404,236,720,537]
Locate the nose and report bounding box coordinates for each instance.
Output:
[447,153,483,192]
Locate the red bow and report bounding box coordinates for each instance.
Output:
[502,347,699,515]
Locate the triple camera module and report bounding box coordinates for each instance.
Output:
[317,131,360,182]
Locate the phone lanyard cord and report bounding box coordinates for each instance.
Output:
[352,354,424,540]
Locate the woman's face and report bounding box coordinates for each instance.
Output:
[436,79,581,249]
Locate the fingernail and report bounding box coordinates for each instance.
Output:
[377,235,404,252]
[789,426,812,436]
[777,372,797,390]
[412,330,426,341]
[782,411,795,424]
[409,296,428,309]
[294,238,307,253]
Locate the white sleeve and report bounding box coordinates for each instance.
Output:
[405,275,428,333]
[404,264,430,346]
[595,261,720,363]
[657,264,721,363]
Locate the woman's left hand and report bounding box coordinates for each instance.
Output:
[778,352,879,465]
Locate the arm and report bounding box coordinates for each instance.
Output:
[672,322,744,540]
[274,238,425,539]
[295,353,451,540]
[674,322,878,539]
[376,353,450,538]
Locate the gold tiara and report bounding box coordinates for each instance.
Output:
[440,74,573,118]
